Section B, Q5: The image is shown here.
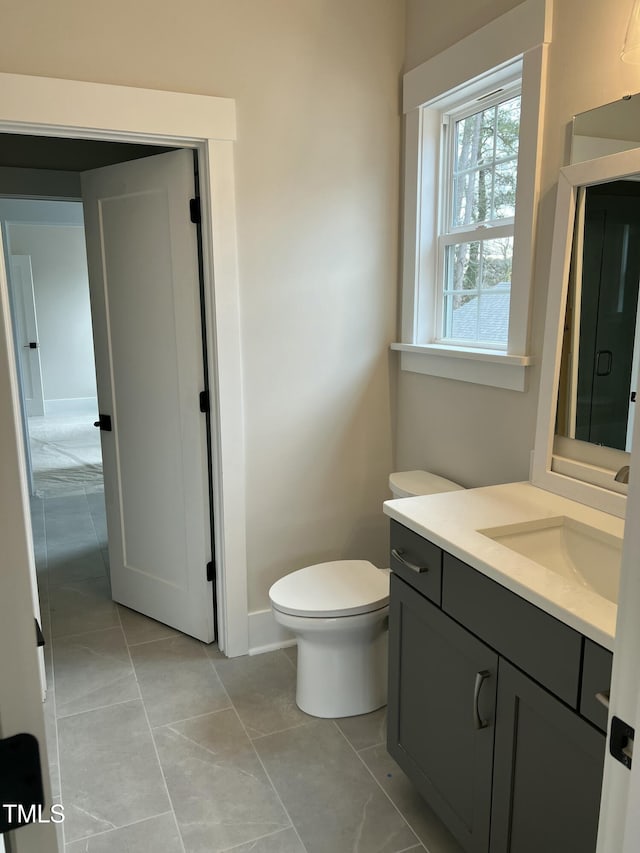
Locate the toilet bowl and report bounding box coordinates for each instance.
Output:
[269,470,464,719]
[270,560,389,718]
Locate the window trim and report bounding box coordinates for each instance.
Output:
[397,0,551,391]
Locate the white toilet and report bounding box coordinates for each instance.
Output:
[269,470,464,718]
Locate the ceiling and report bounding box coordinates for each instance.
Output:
[0,133,176,171]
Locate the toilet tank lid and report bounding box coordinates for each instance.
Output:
[389,470,464,498]
[269,560,389,618]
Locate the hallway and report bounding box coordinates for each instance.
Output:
[33,490,460,853]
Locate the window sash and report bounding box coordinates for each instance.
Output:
[436,88,521,347]
[439,222,514,246]
[435,225,515,349]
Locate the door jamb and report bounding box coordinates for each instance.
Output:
[0,71,249,657]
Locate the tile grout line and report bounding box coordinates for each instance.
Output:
[56,692,143,723]
[203,653,310,853]
[143,702,235,731]
[48,623,128,644]
[226,703,310,853]
[332,720,426,852]
[248,719,314,742]
[121,631,182,649]
[217,826,305,852]
[65,810,175,847]
[114,604,188,853]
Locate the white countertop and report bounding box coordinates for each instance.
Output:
[383,481,624,650]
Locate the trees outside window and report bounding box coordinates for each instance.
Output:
[439,91,521,346]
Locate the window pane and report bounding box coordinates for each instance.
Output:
[443,237,513,344]
[454,109,495,172]
[479,237,513,288]
[452,168,494,228]
[450,93,521,228]
[493,159,518,219]
[445,240,481,292]
[494,96,521,160]
[443,290,511,344]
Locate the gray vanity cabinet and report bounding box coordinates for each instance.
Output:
[490,659,604,853]
[387,521,608,853]
[388,573,497,853]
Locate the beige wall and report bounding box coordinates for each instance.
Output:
[397,0,640,490]
[405,0,521,70]
[0,1,405,613]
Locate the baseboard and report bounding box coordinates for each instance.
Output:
[248,608,296,656]
[44,397,98,416]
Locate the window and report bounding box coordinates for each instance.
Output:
[439,86,521,348]
[394,0,551,391]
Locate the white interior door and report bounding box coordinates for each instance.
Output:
[0,230,59,853]
[81,149,215,643]
[8,255,44,418]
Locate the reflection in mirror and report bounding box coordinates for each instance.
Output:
[572,93,640,164]
[556,179,640,452]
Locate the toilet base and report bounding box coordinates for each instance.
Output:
[284,608,389,718]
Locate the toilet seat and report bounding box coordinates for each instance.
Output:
[269,560,389,618]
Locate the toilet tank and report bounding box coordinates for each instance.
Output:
[388,470,464,499]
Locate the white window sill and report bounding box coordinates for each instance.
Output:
[391,343,533,391]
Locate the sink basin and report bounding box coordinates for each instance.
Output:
[478,516,622,604]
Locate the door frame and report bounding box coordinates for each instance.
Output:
[7,254,45,419]
[0,71,249,658]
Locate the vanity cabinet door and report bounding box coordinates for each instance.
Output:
[388,574,498,853]
[490,659,605,853]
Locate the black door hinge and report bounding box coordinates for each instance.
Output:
[206,560,215,582]
[35,619,45,648]
[93,413,112,432]
[190,197,202,224]
[610,716,634,769]
[199,390,210,413]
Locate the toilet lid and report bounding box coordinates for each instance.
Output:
[269,560,389,618]
[388,470,464,498]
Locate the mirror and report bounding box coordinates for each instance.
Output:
[556,178,640,453]
[533,96,640,516]
[554,96,640,457]
[532,145,640,517]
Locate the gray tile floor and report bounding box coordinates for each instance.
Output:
[33,489,463,853]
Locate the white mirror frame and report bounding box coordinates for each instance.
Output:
[531,148,640,519]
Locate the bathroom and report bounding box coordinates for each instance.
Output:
[1,0,640,850]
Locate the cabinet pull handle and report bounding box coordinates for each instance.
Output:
[391,548,428,574]
[595,691,610,710]
[473,670,491,730]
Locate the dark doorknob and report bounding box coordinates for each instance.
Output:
[23,342,38,349]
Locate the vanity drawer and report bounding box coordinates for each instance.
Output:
[442,553,583,707]
[580,639,613,733]
[390,521,442,605]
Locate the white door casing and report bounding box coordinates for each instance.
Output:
[7,255,44,417]
[597,382,640,852]
[0,70,247,656]
[82,149,214,642]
